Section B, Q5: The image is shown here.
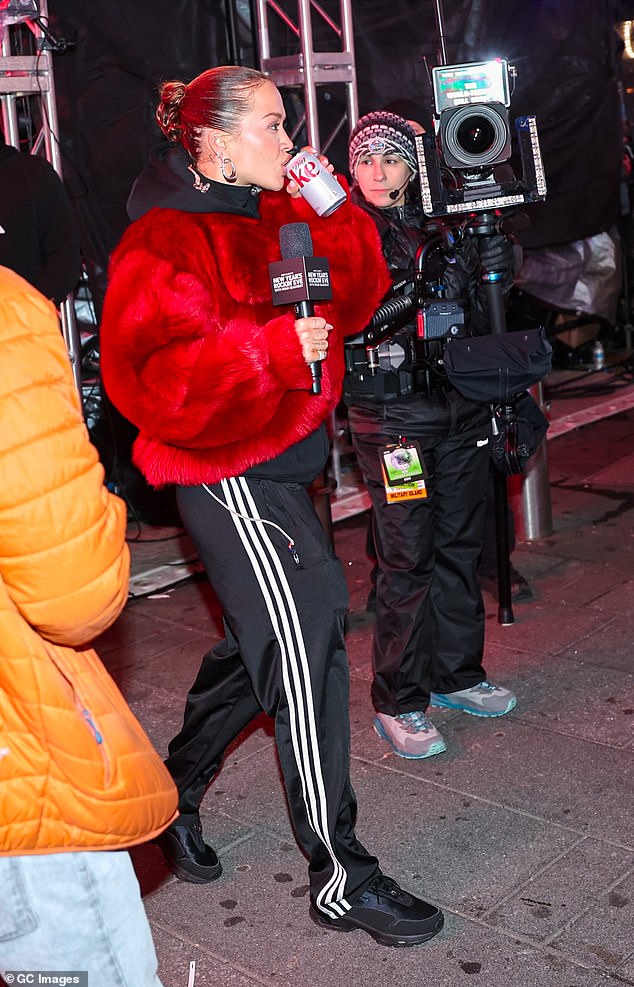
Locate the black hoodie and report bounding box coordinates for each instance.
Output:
[0,139,81,305]
[127,142,261,221]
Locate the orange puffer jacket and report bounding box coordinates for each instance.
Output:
[0,266,177,853]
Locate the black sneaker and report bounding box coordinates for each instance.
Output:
[159,812,222,884]
[309,874,443,947]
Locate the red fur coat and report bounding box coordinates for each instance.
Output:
[100,184,391,486]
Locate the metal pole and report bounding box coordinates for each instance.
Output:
[0,25,21,145]
[298,0,319,149]
[340,0,358,129]
[31,4,83,395]
[225,0,242,66]
[432,0,448,65]
[253,0,271,60]
[520,382,553,541]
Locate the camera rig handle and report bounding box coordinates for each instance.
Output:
[365,293,415,347]
[363,231,451,351]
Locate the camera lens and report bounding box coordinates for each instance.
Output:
[441,103,510,169]
[456,115,497,156]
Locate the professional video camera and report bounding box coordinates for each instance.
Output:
[344,49,550,445]
[415,58,546,217]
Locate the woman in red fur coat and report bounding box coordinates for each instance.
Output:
[100,65,443,947]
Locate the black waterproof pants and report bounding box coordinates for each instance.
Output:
[348,389,491,715]
[165,476,379,918]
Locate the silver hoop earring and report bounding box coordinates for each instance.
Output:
[221,156,237,183]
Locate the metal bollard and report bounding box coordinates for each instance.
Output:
[520,382,553,541]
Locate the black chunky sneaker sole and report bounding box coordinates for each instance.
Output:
[169,857,222,884]
[308,903,444,947]
[159,829,222,884]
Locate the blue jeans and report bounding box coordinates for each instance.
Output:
[0,850,163,987]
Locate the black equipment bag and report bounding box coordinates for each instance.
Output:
[441,328,552,404]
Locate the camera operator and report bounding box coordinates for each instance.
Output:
[344,111,517,759]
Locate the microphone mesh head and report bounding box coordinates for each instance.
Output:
[279,222,313,259]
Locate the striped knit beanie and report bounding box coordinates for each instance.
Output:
[348,111,418,178]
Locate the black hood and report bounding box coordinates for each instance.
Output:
[127,142,260,221]
[0,140,18,165]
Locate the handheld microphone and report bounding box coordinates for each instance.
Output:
[269,222,333,395]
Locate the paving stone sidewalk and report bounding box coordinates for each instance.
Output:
[96,409,634,987]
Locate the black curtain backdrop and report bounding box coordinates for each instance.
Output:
[453,0,625,249]
[48,0,628,280]
[50,0,230,316]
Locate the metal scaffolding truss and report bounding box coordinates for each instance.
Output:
[253,0,358,152]
[0,0,82,393]
[252,1,360,493]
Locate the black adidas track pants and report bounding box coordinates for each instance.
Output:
[166,475,379,917]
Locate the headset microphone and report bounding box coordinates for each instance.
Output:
[388,177,412,201]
